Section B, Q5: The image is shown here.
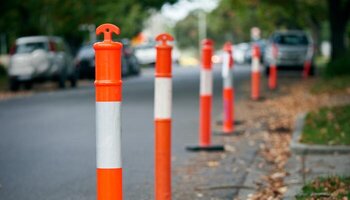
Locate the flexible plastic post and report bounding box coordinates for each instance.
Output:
[154,33,173,200]
[199,39,214,146]
[269,44,278,90]
[303,46,314,78]
[251,44,261,100]
[221,42,234,133]
[94,23,123,200]
[186,39,224,152]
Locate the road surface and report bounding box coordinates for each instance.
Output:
[0,64,251,199]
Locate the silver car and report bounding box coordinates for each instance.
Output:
[8,36,77,91]
[263,30,314,75]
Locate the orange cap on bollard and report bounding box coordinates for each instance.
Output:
[202,39,214,69]
[223,41,232,52]
[252,44,261,58]
[94,24,123,102]
[155,33,174,78]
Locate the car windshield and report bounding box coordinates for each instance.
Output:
[274,34,309,45]
[16,42,47,54]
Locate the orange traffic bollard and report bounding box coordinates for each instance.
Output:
[154,33,173,200]
[221,42,234,133]
[94,24,123,200]
[186,39,224,152]
[251,44,261,100]
[303,60,311,78]
[302,46,314,78]
[268,44,278,90]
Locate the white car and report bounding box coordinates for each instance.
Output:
[8,36,77,91]
[233,43,250,64]
[134,42,180,66]
[212,43,250,65]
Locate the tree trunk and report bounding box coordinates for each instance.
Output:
[329,15,347,61]
[328,0,350,61]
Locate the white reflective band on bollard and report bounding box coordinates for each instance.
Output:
[252,57,260,72]
[200,68,212,95]
[222,52,232,89]
[96,102,122,169]
[222,53,230,78]
[223,70,232,89]
[154,77,172,119]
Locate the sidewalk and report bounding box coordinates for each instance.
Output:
[239,75,350,199]
[283,153,350,199]
[173,74,298,199]
[173,73,350,199]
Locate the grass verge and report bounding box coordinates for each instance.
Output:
[301,104,350,145]
[296,176,350,199]
[310,75,350,94]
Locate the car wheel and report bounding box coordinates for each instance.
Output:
[264,65,270,76]
[9,78,20,92]
[58,71,66,89]
[130,56,140,75]
[121,57,130,77]
[23,81,33,90]
[69,71,78,88]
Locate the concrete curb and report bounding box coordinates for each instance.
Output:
[290,113,350,155]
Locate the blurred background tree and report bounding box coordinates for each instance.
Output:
[174,12,199,49]
[0,0,176,53]
[176,0,328,49]
[0,0,349,76]
[174,0,349,76]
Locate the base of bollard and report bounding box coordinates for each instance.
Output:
[213,130,244,136]
[251,96,266,101]
[186,145,225,152]
[216,120,244,126]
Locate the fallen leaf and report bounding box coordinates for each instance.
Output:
[207,161,219,168]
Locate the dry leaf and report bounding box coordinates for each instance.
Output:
[207,161,219,168]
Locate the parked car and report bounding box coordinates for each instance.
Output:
[75,39,140,79]
[263,30,314,76]
[212,42,263,65]
[8,36,77,91]
[134,42,180,66]
[134,42,156,65]
[233,43,250,64]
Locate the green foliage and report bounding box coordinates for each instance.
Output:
[175,0,328,49]
[0,63,6,77]
[0,0,176,50]
[325,51,350,77]
[311,75,350,94]
[96,2,147,39]
[296,176,350,199]
[174,12,199,49]
[301,104,350,145]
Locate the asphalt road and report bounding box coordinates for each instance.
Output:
[0,64,251,200]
